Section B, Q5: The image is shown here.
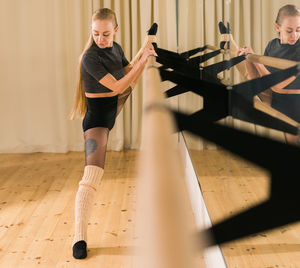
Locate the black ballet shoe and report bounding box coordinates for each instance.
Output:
[218,21,227,34]
[148,23,158,35]
[72,240,87,259]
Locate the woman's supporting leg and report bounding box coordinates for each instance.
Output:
[73,165,103,259]
[73,127,109,259]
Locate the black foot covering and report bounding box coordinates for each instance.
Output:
[73,240,87,259]
[148,23,158,35]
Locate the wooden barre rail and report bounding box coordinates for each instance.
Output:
[136,56,203,268]
[247,54,298,69]
[205,44,299,70]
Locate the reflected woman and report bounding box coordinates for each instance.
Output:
[70,8,156,259]
[237,4,300,144]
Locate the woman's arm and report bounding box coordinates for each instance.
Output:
[99,47,156,94]
[124,34,157,90]
[123,61,147,90]
[238,46,297,91]
[236,47,260,80]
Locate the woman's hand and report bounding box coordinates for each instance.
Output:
[140,47,158,64]
[236,46,255,56]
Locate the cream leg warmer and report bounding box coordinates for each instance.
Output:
[73,165,104,245]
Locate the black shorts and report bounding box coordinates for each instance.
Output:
[82,96,118,132]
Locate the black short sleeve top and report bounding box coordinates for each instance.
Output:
[81,41,129,93]
[264,38,300,89]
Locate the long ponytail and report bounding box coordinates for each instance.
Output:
[70,8,118,120]
[70,35,93,120]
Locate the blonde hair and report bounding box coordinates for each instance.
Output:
[70,8,118,120]
[275,4,300,26]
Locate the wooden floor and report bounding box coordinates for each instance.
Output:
[0,150,206,268]
[0,151,142,268]
[190,149,300,268]
[2,149,300,267]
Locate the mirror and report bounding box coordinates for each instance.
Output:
[176,0,300,267]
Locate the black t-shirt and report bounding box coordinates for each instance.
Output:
[264,38,300,89]
[81,41,129,93]
[263,38,300,122]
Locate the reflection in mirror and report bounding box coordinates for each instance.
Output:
[176,0,300,267]
[176,0,300,147]
[177,0,232,150]
[228,0,300,145]
[231,1,300,144]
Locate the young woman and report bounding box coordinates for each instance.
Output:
[70,8,157,259]
[237,4,300,144]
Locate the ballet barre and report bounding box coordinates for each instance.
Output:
[136,55,202,268]
[205,44,299,70]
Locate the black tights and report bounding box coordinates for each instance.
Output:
[116,87,132,115]
[84,88,132,168]
[84,127,109,169]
